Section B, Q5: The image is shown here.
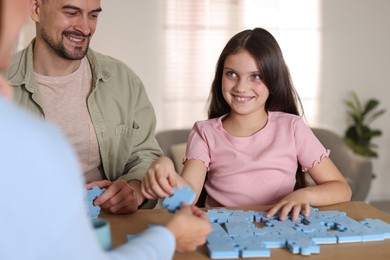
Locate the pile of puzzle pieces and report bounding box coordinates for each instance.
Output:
[86,186,106,218]
[129,185,390,258]
[206,208,390,258]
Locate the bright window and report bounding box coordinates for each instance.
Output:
[163,0,321,129]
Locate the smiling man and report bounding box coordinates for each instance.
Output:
[5,0,163,214]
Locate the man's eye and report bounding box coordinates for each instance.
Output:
[65,11,78,16]
[90,13,100,19]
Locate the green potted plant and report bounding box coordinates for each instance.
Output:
[344,91,385,158]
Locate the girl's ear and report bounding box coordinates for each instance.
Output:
[30,0,40,22]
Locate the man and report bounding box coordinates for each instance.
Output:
[6,0,161,213]
[0,0,211,258]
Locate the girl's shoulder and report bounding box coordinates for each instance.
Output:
[267,112,312,136]
[191,116,226,138]
[193,115,225,129]
[268,111,303,124]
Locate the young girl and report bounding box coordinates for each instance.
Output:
[142,28,351,221]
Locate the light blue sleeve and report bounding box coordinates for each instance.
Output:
[108,226,176,260]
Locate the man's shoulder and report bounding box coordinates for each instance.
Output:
[6,48,29,78]
[89,49,129,68]
[88,49,139,78]
[10,48,25,62]
[91,50,121,63]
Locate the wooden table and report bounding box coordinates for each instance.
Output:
[100,201,390,259]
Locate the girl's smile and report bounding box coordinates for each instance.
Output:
[232,94,255,102]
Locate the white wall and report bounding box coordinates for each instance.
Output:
[320,0,390,201]
[91,1,164,129]
[20,0,390,201]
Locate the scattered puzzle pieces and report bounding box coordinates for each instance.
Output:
[86,186,106,218]
[205,208,390,258]
[162,186,196,213]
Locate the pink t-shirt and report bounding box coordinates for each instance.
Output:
[184,111,330,207]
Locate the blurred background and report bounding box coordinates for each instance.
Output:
[18,0,390,205]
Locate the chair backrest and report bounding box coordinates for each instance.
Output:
[311,127,372,201]
[155,126,373,202]
[155,129,191,159]
[155,129,191,173]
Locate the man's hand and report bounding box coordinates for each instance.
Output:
[86,179,144,214]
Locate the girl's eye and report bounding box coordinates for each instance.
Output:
[226,71,237,78]
[252,74,261,80]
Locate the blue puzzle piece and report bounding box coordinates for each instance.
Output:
[308,231,338,244]
[239,241,271,258]
[360,218,390,241]
[286,235,320,255]
[162,186,196,213]
[86,186,106,218]
[207,209,233,224]
[207,242,239,259]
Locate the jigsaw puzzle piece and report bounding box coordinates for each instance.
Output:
[286,234,320,255]
[207,235,239,259]
[207,208,233,224]
[162,185,196,213]
[86,186,106,218]
[237,240,270,258]
[230,235,270,257]
[225,222,256,238]
[308,231,338,244]
[359,219,390,241]
[207,243,239,259]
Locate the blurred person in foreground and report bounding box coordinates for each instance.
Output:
[0,0,211,259]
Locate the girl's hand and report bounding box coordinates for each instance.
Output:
[142,156,178,199]
[266,190,311,221]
